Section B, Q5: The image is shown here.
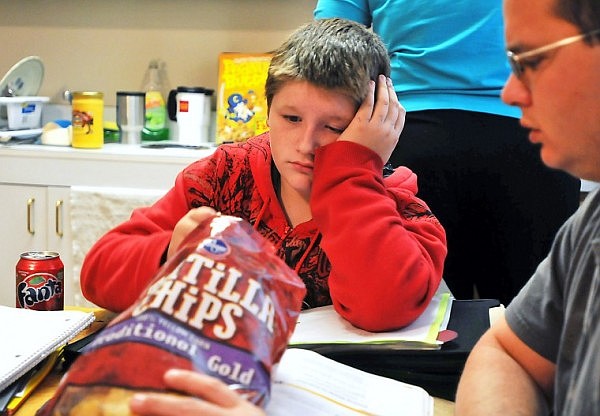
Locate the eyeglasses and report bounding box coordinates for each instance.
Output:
[507,29,600,79]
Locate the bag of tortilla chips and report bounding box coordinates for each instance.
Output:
[37,214,306,415]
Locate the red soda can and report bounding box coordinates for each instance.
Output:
[16,251,64,310]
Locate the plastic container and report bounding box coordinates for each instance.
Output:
[71,91,104,148]
[0,96,49,130]
[141,60,169,141]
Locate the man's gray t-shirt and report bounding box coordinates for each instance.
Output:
[506,188,600,415]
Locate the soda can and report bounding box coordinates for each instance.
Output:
[16,251,64,310]
[72,91,104,148]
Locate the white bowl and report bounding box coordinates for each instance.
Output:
[0,96,49,130]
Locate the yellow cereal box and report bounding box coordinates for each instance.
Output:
[216,52,272,144]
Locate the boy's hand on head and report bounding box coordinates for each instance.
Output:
[167,206,218,260]
[339,75,405,164]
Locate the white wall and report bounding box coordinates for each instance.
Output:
[0,0,316,106]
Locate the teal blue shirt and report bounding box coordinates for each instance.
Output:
[314,0,520,118]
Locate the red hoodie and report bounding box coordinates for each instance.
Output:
[81,133,446,331]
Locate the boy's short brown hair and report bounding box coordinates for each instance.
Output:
[265,18,391,109]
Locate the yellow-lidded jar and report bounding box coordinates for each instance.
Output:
[71,91,104,148]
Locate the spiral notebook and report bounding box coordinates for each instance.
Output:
[0,306,95,392]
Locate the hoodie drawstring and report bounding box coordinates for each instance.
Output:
[294,233,320,274]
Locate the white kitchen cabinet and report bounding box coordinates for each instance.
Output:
[0,143,212,307]
[0,184,71,307]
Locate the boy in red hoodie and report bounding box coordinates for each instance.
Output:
[81,18,447,333]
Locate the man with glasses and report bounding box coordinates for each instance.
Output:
[455,0,600,414]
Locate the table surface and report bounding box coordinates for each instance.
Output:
[16,373,454,416]
[13,308,455,416]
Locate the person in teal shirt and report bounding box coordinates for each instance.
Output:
[315,0,581,305]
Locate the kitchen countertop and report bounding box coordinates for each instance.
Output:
[0,142,215,189]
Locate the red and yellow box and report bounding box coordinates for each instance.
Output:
[216,53,272,144]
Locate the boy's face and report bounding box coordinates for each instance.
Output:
[268,80,357,201]
[502,0,600,181]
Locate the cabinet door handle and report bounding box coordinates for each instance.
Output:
[27,197,35,235]
[55,199,64,237]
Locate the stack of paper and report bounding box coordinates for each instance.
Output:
[266,348,433,416]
